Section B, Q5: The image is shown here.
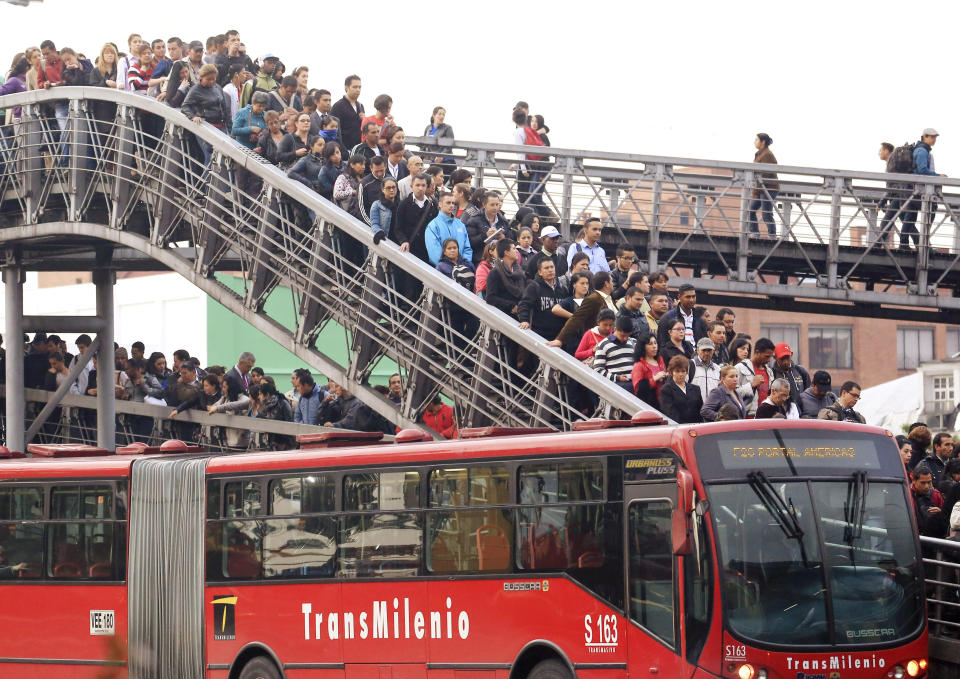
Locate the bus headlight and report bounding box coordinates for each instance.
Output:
[892,665,905,679]
[906,661,920,677]
[737,664,755,679]
[757,669,768,679]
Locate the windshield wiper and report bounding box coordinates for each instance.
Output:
[844,471,869,546]
[747,470,809,567]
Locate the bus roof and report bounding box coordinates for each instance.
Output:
[204,418,894,475]
[0,420,893,480]
[0,454,137,479]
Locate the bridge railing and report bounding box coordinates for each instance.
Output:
[922,536,960,644]
[0,88,656,432]
[4,387,349,452]
[408,136,960,308]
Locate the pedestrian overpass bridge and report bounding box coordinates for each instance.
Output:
[2,88,960,449]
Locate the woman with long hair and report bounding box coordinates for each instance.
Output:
[88,43,118,88]
[0,57,29,123]
[631,333,667,408]
[277,112,312,169]
[288,134,325,193]
[255,110,286,165]
[316,140,344,200]
[292,66,309,100]
[371,177,399,240]
[728,337,752,365]
[749,132,779,238]
[474,241,498,297]
[24,47,40,91]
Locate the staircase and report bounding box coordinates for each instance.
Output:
[0,88,661,433]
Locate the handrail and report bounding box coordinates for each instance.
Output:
[406,135,960,189]
[0,88,658,431]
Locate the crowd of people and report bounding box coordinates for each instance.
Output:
[901,424,960,541]
[18,332,418,446]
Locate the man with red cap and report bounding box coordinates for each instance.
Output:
[770,341,811,407]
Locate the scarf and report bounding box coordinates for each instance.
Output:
[379,196,396,211]
[496,260,526,299]
[319,128,338,141]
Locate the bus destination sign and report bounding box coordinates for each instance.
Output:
[694,431,896,478]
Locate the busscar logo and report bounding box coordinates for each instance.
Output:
[212,595,237,640]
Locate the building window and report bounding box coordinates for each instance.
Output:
[933,374,954,405]
[897,327,934,370]
[947,327,960,358]
[761,324,801,364]
[808,326,852,370]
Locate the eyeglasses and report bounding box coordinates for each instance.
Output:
[848,392,861,400]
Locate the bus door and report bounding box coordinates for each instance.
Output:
[623,476,691,679]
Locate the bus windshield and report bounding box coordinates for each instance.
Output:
[708,479,922,646]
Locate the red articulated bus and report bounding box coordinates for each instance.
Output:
[0,419,928,679]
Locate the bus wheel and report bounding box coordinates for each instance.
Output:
[528,659,573,679]
[238,656,282,679]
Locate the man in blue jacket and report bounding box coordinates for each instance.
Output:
[425,193,472,265]
[903,128,946,250]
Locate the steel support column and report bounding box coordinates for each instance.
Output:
[94,262,116,449]
[827,177,844,287]
[648,164,664,273]
[3,259,24,452]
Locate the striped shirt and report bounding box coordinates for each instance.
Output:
[127,63,154,94]
[593,336,636,382]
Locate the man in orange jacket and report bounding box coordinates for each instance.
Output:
[422,395,458,439]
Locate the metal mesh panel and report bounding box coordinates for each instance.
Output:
[128,457,206,678]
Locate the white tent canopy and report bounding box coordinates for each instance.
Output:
[858,373,922,432]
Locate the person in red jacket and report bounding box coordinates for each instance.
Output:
[422,395,458,439]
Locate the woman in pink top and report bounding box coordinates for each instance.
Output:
[631,334,667,409]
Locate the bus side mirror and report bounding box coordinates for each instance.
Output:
[672,469,695,555]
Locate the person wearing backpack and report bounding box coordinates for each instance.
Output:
[878,141,912,250]
[436,238,479,345]
[902,128,946,250]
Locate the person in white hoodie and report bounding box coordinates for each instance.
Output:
[734,337,775,417]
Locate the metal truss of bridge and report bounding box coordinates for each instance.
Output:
[405,136,960,323]
[0,88,655,447]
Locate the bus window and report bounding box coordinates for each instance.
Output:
[51,486,114,520]
[628,500,675,647]
[221,520,262,579]
[518,461,603,504]
[427,508,514,574]
[339,513,422,578]
[0,486,44,521]
[47,521,118,579]
[344,472,420,511]
[207,480,221,519]
[0,522,42,580]
[270,476,335,515]
[429,466,509,507]
[224,481,262,517]
[264,516,337,578]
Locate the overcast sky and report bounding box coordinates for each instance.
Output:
[2,0,957,174]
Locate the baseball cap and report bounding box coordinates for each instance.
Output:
[261,53,279,62]
[813,370,831,387]
[774,342,792,359]
[923,127,940,137]
[696,337,715,350]
[187,40,204,51]
[540,226,561,239]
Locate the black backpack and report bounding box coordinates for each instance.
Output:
[889,143,916,174]
[451,263,476,292]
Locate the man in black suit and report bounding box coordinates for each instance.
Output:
[223,351,256,401]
